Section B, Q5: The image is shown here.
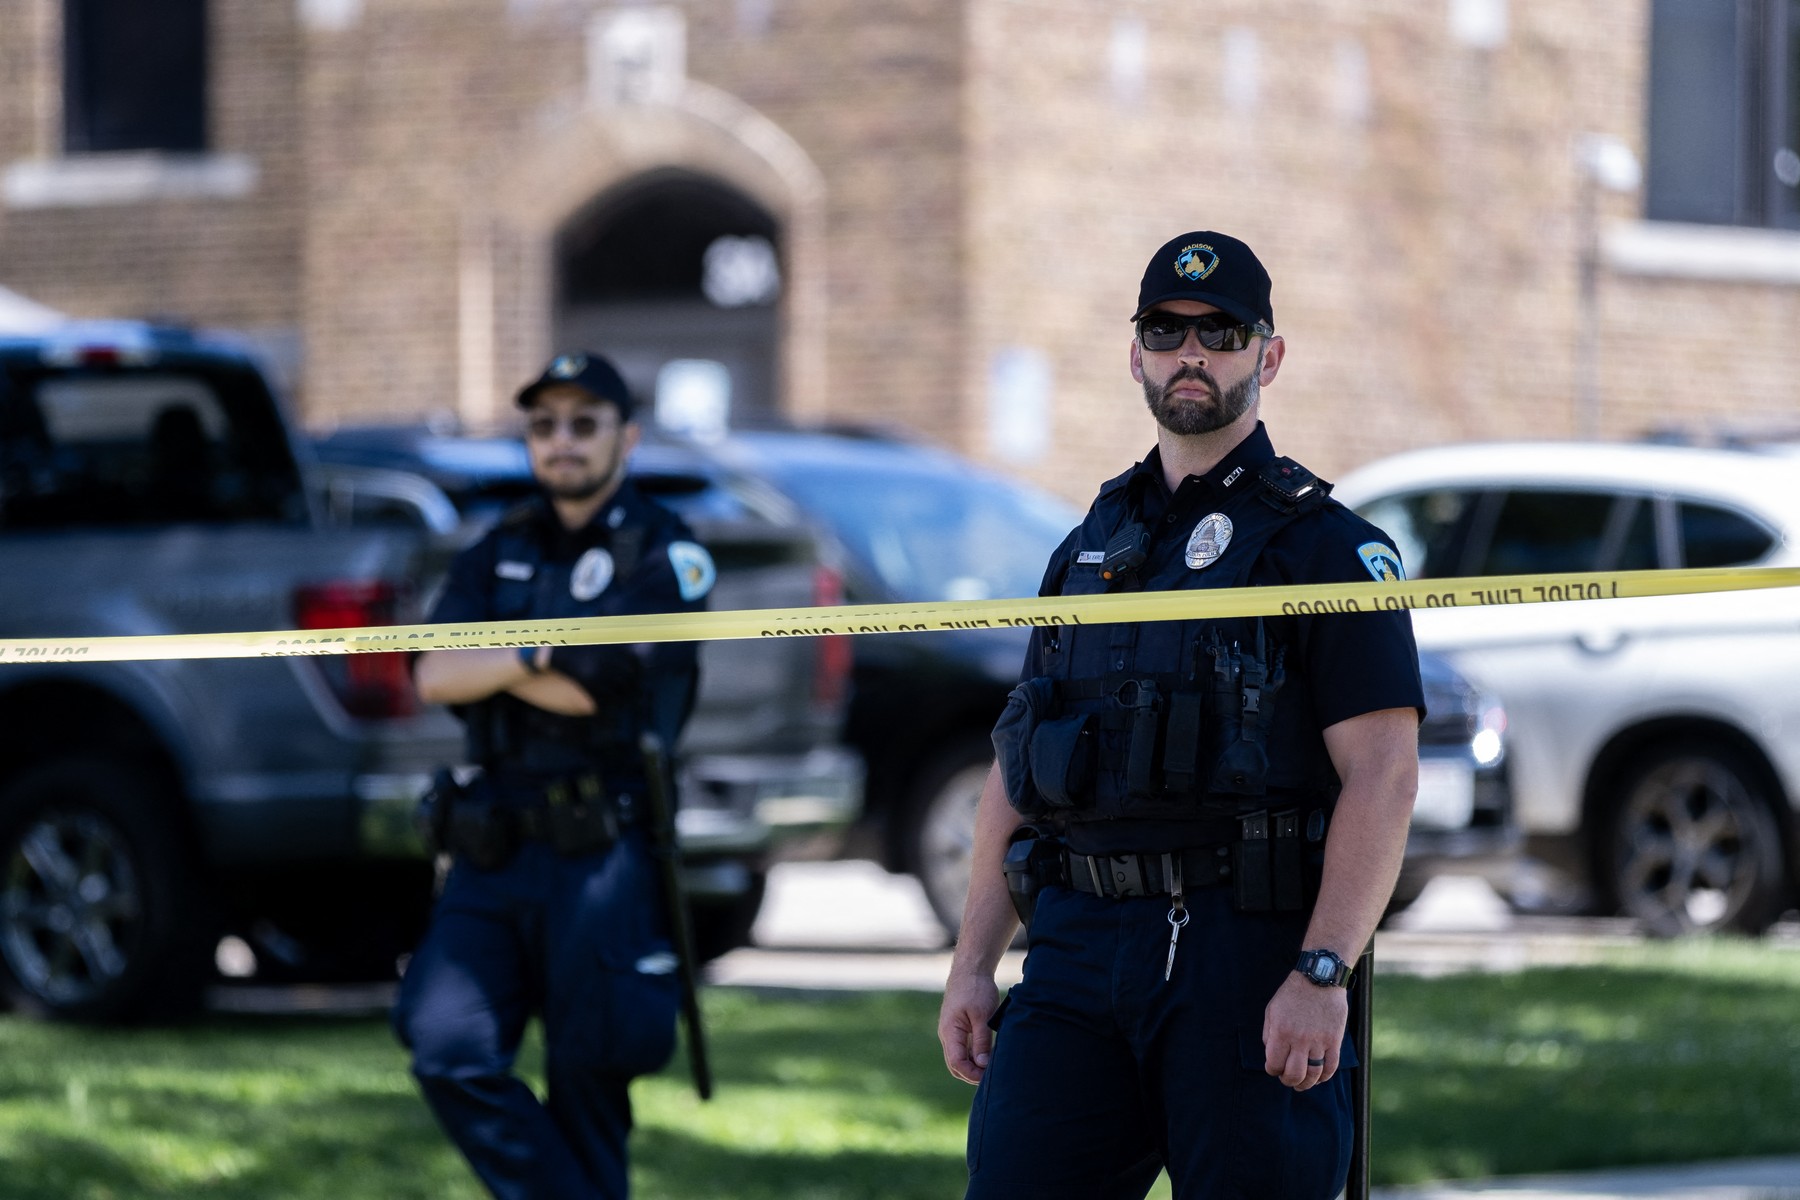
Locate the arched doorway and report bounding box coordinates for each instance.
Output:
[554,170,783,433]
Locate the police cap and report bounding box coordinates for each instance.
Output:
[1130,231,1273,331]
[515,352,634,420]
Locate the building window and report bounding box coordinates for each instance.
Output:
[63,0,208,154]
[1645,0,1800,229]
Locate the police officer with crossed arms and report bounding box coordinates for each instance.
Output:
[938,232,1423,1199]
[395,353,716,1199]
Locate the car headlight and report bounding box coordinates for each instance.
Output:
[1471,705,1507,766]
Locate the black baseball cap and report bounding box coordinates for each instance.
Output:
[1130,231,1273,330]
[515,352,634,419]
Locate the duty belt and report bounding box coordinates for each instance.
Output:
[1063,845,1234,899]
[436,771,626,868]
[515,772,619,842]
[1057,807,1325,911]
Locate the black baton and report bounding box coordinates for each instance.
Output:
[1347,945,1374,1200]
[640,731,714,1100]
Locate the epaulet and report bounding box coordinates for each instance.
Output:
[1256,457,1333,514]
[496,499,539,530]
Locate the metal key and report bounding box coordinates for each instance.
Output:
[1164,901,1189,981]
[1162,853,1188,982]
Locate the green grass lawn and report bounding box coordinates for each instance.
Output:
[1,938,1798,1198]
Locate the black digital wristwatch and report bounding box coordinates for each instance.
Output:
[1295,948,1354,988]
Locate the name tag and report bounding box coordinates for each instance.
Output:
[1076,550,1105,565]
[495,561,534,581]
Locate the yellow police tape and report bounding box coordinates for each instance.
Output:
[3,565,1797,667]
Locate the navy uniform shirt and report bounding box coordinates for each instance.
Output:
[428,479,715,778]
[1022,423,1423,852]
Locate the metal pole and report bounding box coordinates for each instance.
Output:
[640,731,714,1100]
[1347,946,1374,1200]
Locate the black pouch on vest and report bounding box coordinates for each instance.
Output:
[1028,714,1093,809]
[1232,810,1273,913]
[992,677,1057,812]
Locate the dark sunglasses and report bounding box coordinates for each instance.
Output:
[1135,311,1271,353]
[526,413,614,441]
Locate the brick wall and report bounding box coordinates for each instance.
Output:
[2,0,1796,490]
[0,0,303,335]
[958,0,1759,499]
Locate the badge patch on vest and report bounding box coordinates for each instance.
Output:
[669,541,716,602]
[569,547,614,601]
[1357,542,1405,582]
[1186,513,1233,570]
[495,560,534,582]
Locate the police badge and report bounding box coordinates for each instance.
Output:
[1186,513,1233,570]
[569,547,615,601]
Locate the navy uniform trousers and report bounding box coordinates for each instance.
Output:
[392,832,677,1200]
[965,883,1355,1200]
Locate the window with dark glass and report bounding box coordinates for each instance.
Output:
[1477,491,1618,576]
[1603,496,1663,571]
[0,367,307,529]
[1678,501,1776,566]
[1645,0,1800,230]
[63,0,208,154]
[1355,489,1484,579]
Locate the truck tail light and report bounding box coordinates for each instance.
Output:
[811,565,853,713]
[292,581,417,719]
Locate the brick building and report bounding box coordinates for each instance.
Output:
[2,0,1797,498]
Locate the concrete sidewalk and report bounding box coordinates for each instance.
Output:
[1371,1155,1800,1199]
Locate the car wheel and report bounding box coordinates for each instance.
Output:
[0,759,214,1021]
[901,739,994,940]
[1600,743,1787,937]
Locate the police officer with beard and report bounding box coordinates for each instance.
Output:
[395,353,715,1199]
[938,232,1423,1200]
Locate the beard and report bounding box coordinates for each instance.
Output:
[1142,364,1259,436]
[540,439,627,501]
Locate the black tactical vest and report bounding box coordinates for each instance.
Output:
[998,457,1342,833]
[463,503,648,780]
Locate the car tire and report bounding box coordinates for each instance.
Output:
[900,738,996,941]
[0,758,215,1022]
[1599,742,1788,937]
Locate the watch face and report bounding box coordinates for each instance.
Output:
[1310,957,1335,983]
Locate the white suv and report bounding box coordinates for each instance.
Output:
[1333,441,1800,935]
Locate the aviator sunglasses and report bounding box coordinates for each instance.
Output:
[1135,311,1271,353]
[526,412,615,441]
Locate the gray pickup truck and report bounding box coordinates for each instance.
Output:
[0,322,860,1021]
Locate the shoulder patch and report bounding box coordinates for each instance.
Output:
[668,541,716,602]
[1357,542,1406,582]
